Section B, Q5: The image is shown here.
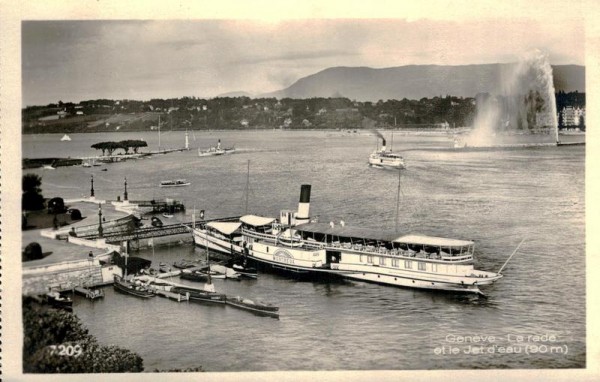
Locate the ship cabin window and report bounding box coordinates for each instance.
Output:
[404,260,412,269]
[367,255,374,264]
[266,247,269,253]
[418,262,426,271]
[379,257,386,266]
[431,263,438,272]
[392,258,399,267]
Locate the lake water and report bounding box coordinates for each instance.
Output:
[22,130,586,371]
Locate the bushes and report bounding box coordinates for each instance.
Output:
[23,301,144,373]
[47,197,66,214]
[23,242,44,261]
[69,209,82,220]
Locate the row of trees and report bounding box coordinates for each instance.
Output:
[23,92,585,133]
[91,140,148,156]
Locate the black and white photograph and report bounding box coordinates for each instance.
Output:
[1,1,598,380]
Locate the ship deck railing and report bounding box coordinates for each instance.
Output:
[324,241,473,262]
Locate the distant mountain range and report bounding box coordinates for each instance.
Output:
[259,64,584,101]
[217,91,254,98]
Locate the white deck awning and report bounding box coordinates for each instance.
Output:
[393,234,474,247]
[206,222,242,235]
[240,215,276,227]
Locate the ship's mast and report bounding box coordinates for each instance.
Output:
[395,169,401,233]
[244,160,250,214]
[158,115,161,152]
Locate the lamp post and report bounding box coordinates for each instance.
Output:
[124,177,128,202]
[90,175,95,198]
[98,204,103,238]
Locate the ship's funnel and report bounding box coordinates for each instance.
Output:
[296,184,311,225]
[381,138,386,151]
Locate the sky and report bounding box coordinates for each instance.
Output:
[22,18,585,106]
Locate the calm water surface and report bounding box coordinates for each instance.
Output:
[22,131,585,370]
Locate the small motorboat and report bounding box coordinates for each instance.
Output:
[170,285,227,304]
[160,179,191,187]
[159,262,171,273]
[198,139,235,157]
[172,259,200,269]
[210,264,240,280]
[113,275,155,298]
[228,259,258,279]
[180,269,211,282]
[226,296,279,316]
[162,213,174,219]
[46,291,73,310]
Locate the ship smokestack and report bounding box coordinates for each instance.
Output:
[381,138,386,151]
[296,184,311,225]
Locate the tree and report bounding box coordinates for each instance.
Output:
[105,141,120,156]
[128,140,148,153]
[91,142,108,156]
[23,174,45,211]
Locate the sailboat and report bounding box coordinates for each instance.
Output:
[113,246,155,298]
[61,134,71,141]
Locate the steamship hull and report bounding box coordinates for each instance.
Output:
[197,184,502,294]
[368,153,405,169]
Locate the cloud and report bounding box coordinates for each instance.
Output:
[22,19,585,106]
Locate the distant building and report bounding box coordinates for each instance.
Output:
[76,111,84,115]
[240,119,249,127]
[561,106,585,126]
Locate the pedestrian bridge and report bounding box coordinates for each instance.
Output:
[76,216,241,243]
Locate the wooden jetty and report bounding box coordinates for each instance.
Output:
[73,286,105,300]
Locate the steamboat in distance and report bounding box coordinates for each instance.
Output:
[368,137,406,169]
[191,185,503,295]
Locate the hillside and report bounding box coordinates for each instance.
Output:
[263,64,585,101]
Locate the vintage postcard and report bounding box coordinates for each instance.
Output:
[1,1,598,381]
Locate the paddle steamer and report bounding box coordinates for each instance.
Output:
[200,185,503,294]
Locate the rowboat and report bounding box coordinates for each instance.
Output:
[226,296,279,316]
